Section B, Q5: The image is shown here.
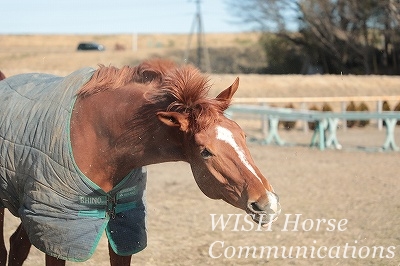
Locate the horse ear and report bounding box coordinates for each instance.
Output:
[157,112,189,132]
[216,77,239,101]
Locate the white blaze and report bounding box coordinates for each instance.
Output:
[215,126,263,185]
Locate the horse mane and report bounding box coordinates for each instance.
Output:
[0,71,5,81]
[78,59,231,134]
[77,58,177,96]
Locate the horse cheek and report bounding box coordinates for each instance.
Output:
[189,163,221,200]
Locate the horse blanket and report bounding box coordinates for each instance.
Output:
[0,68,147,261]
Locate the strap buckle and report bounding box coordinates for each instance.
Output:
[106,196,117,219]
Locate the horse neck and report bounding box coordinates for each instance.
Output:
[71,84,187,191]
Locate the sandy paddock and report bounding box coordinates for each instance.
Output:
[3,122,400,265]
[1,41,400,265]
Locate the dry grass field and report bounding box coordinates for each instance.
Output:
[1,34,400,265]
[0,33,260,76]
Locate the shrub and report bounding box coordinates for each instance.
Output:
[322,103,333,112]
[357,102,370,127]
[346,101,357,128]
[382,101,391,111]
[260,34,304,74]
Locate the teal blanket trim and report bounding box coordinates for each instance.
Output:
[78,203,138,218]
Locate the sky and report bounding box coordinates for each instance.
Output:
[0,0,250,34]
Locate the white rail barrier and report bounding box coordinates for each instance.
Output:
[226,104,400,151]
[233,96,400,131]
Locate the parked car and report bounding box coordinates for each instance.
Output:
[77,42,105,51]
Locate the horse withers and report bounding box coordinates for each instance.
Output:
[0,60,281,265]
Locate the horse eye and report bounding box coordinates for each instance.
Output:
[200,148,213,159]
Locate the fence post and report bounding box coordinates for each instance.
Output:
[377,100,383,131]
[341,101,347,131]
[261,103,269,137]
[300,102,308,133]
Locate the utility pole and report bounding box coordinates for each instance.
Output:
[184,0,211,72]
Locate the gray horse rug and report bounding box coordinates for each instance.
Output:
[0,68,147,261]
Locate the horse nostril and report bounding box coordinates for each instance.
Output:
[248,201,266,213]
[247,194,281,226]
[248,192,281,214]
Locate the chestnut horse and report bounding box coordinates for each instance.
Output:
[0,60,280,265]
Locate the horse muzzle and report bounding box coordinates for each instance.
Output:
[247,191,281,227]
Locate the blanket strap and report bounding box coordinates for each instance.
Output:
[77,186,139,219]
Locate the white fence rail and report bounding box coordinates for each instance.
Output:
[234,96,400,131]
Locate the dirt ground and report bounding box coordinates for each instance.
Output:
[1,34,400,265]
[3,124,400,266]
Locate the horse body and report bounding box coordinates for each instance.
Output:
[0,60,280,265]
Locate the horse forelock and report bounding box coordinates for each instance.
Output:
[157,65,228,133]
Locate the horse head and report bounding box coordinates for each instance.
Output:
[156,67,281,226]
